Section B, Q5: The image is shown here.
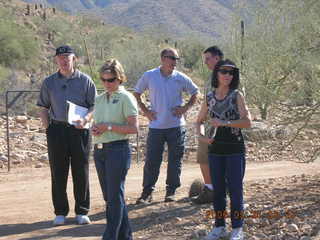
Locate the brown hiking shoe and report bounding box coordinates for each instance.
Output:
[191,186,214,204]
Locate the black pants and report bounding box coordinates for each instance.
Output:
[46,123,90,216]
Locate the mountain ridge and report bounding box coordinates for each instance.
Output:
[22,0,240,40]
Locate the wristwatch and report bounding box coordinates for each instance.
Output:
[107,124,112,131]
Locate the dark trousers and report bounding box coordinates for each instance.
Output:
[46,123,90,216]
[94,140,132,240]
[208,153,246,229]
[142,127,186,195]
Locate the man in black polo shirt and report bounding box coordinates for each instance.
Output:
[37,45,96,226]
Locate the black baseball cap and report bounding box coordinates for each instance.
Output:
[55,45,75,56]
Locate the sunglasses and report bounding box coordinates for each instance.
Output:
[218,69,234,75]
[163,55,180,61]
[101,77,117,83]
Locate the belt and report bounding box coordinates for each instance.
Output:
[95,140,128,149]
[50,119,72,126]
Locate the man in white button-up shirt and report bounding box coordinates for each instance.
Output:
[134,47,199,203]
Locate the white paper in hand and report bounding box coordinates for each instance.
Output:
[67,101,90,129]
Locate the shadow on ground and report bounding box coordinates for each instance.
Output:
[0,197,202,240]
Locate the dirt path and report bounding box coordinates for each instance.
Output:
[0,160,319,240]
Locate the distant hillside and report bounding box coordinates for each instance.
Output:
[22,0,114,12]
[21,0,248,40]
[0,0,166,93]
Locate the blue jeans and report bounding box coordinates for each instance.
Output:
[142,127,186,194]
[94,140,132,240]
[208,153,246,229]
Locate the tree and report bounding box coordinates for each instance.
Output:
[0,8,40,70]
[232,0,319,119]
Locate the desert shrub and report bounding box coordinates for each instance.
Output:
[107,35,160,87]
[0,14,40,69]
[179,39,205,69]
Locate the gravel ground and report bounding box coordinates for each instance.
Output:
[130,173,320,240]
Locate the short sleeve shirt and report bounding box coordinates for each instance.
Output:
[37,70,97,122]
[93,86,138,144]
[134,67,199,129]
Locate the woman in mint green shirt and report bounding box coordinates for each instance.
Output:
[92,59,138,240]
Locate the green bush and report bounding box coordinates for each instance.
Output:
[107,35,161,87]
[0,14,40,69]
[179,39,205,69]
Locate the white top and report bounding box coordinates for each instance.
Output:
[134,67,198,129]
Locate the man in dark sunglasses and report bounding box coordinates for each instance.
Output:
[134,47,199,204]
[163,55,180,61]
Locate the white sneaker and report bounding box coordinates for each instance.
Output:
[230,227,244,240]
[53,215,65,226]
[204,226,228,240]
[76,215,91,225]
